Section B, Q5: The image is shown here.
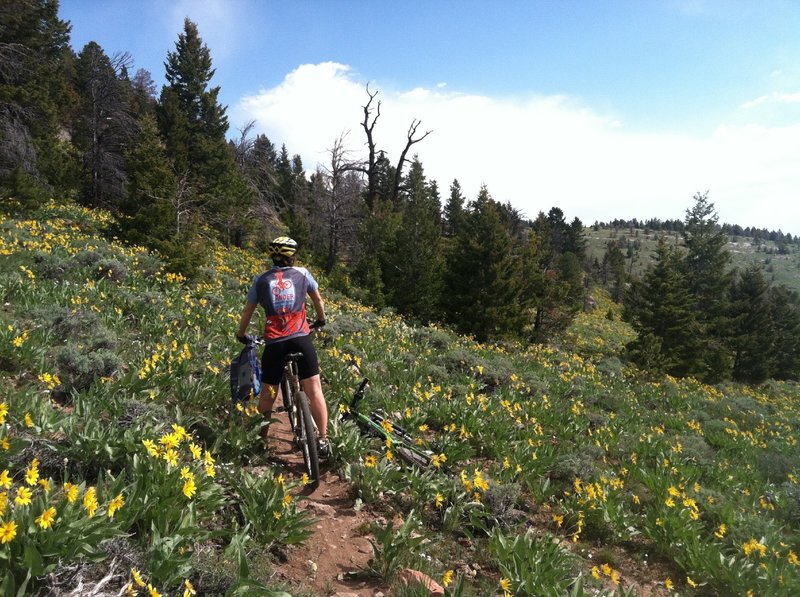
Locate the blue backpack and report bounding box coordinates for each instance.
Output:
[230,342,262,405]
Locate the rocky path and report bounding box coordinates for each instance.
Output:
[265,412,387,597]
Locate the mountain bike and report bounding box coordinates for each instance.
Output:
[276,350,320,488]
[346,378,433,469]
[236,335,321,489]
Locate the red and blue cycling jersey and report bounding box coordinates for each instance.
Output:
[247,266,319,344]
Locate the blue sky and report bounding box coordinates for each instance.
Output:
[60,0,800,233]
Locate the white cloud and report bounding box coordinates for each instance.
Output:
[742,91,800,109]
[237,62,800,233]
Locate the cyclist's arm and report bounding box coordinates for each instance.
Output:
[237,301,258,339]
[308,289,326,324]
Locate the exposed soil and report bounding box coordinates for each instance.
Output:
[263,412,677,596]
[265,411,388,597]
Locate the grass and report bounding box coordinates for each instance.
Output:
[0,199,799,595]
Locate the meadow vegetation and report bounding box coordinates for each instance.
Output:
[1,200,799,596]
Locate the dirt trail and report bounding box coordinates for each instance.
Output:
[265,411,386,597]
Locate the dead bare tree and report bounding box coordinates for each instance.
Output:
[357,85,432,206]
[314,133,365,272]
[360,84,380,210]
[391,118,432,203]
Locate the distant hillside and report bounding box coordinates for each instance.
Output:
[585,226,800,293]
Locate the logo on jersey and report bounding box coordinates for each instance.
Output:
[270,272,295,311]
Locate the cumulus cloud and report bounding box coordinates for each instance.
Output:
[237,62,800,232]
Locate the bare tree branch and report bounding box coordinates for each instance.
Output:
[361,84,381,209]
[392,119,432,202]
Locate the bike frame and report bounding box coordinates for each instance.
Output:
[280,352,320,488]
[347,378,433,468]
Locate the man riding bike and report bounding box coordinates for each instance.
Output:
[236,236,330,458]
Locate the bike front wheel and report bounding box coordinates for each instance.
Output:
[395,445,432,469]
[297,391,320,488]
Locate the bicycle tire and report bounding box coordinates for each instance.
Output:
[281,377,297,434]
[298,390,320,487]
[396,445,431,469]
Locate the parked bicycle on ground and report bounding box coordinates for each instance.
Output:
[345,378,435,469]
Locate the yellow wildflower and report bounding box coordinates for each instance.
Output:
[131,568,146,587]
[183,477,196,499]
[183,579,196,597]
[108,493,124,518]
[442,570,454,587]
[84,486,98,518]
[364,454,377,468]
[36,506,57,529]
[163,449,179,466]
[0,520,17,543]
[25,459,40,486]
[15,486,32,506]
[24,413,33,427]
[0,469,11,490]
[435,493,444,508]
[687,576,698,588]
[63,482,79,503]
[743,538,767,558]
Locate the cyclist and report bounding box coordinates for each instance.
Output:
[236,236,330,458]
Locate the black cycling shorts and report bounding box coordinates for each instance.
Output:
[260,334,320,385]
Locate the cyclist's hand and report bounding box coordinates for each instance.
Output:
[236,333,250,344]
[310,319,326,330]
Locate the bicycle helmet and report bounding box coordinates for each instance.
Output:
[268,236,298,258]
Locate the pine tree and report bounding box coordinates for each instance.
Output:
[157,18,251,245]
[443,186,524,341]
[601,239,626,302]
[382,158,443,321]
[682,192,733,381]
[729,265,773,383]
[0,0,76,199]
[73,42,133,209]
[443,179,465,236]
[120,113,177,245]
[768,285,800,380]
[624,239,702,377]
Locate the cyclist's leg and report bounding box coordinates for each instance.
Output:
[257,383,279,415]
[259,341,286,438]
[291,335,327,440]
[301,374,328,439]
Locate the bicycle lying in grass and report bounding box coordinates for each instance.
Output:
[345,378,434,469]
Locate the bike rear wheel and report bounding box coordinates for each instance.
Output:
[281,377,297,433]
[298,391,320,488]
[395,444,432,469]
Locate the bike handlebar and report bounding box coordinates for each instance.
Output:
[349,378,370,410]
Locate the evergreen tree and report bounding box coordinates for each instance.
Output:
[443,186,524,341]
[443,179,465,236]
[768,285,800,380]
[729,265,773,383]
[157,18,251,245]
[120,113,177,245]
[682,192,733,381]
[601,239,626,302]
[624,239,702,377]
[73,42,133,209]
[382,158,443,321]
[0,0,76,199]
